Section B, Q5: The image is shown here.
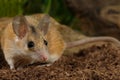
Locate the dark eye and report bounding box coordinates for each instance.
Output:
[28,41,34,48]
[44,40,48,46]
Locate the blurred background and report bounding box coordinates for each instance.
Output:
[0,0,120,39]
[0,0,76,28]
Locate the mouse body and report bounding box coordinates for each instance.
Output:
[1,15,66,69]
[1,14,120,69]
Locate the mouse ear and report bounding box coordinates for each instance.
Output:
[38,14,50,35]
[12,16,29,39]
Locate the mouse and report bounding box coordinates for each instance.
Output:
[1,14,120,70]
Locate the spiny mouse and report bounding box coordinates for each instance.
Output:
[1,14,120,70]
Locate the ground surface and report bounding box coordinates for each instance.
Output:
[0,43,119,80]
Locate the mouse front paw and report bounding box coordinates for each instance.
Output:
[6,58,15,70]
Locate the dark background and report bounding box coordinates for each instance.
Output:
[0,0,120,39]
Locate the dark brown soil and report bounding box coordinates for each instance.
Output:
[0,43,119,80]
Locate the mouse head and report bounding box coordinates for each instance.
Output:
[12,15,50,63]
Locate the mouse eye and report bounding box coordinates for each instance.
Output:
[44,40,48,46]
[28,41,34,48]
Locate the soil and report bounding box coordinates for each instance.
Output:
[0,43,119,80]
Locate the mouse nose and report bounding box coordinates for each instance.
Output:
[40,54,48,61]
[35,50,49,62]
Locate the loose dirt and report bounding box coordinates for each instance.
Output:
[0,43,119,80]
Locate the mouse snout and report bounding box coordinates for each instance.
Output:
[35,50,49,62]
[40,54,48,61]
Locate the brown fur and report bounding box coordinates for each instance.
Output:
[46,24,65,56]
